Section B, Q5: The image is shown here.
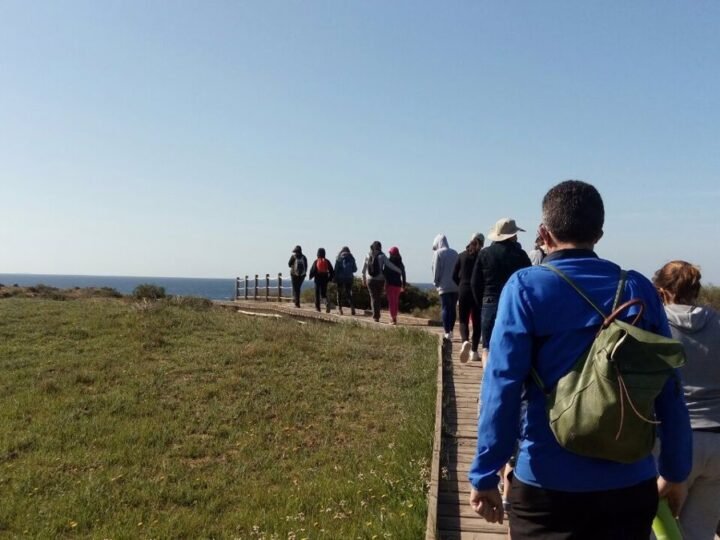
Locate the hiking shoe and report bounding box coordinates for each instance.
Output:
[338,307,344,315]
[459,341,471,363]
[471,351,481,362]
[351,308,356,316]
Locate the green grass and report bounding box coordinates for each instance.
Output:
[0,298,437,538]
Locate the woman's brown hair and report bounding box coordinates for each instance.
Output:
[653,260,702,305]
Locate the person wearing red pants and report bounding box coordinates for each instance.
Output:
[383,246,407,325]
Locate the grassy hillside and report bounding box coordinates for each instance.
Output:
[0,297,437,538]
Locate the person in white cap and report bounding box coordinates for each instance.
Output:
[453,232,485,362]
[471,218,531,364]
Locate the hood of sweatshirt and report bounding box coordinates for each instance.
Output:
[433,234,449,251]
[665,304,714,334]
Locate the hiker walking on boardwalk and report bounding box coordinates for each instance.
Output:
[309,248,335,313]
[453,233,484,362]
[288,245,308,308]
[654,260,720,540]
[432,234,459,340]
[334,246,357,315]
[362,241,398,322]
[471,218,531,364]
[468,180,691,539]
[384,246,407,325]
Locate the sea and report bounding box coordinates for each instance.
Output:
[0,274,434,301]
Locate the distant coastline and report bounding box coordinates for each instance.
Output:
[0,274,435,301]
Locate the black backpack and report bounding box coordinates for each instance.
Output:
[293,256,306,277]
[367,252,381,277]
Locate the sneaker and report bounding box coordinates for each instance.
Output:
[391,318,397,325]
[471,351,481,362]
[459,341,471,363]
[338,307,344,315]
[351,308,356,316]
[325,301,331,314]
[443,333,451,341]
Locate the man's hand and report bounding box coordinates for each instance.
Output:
[469,487,504,524]
[657,476,688,517]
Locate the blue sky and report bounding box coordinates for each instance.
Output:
[1,1,719,283]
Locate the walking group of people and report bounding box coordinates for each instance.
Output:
[287,241,407,324]
[465,180,720,540]
[431,217,533,365]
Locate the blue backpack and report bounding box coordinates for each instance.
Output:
[336,254,355,281]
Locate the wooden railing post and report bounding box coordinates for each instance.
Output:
[235,277,240,300]
[277,273,282,302]
[244,275,249,300]
[254,275,258,300]
[265,274,270,301]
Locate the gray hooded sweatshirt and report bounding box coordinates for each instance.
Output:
[431,234,459,295]
[665,303,720,430]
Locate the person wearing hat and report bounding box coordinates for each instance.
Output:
[471,218,531,364]
[453,232,485,362]
[432,234,460,340]
[288,245,308,308]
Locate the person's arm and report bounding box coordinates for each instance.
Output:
[288,255,295,268]
[432,252,441,287]
[328,260,335,281]
[351,256,357,274]
[471,252,485,305]
[361,256,368,284]
[309,260,316,280]
[468,275,533,511]
[452,256,462,286]
[383,255,401,274]
[401,262,407,289]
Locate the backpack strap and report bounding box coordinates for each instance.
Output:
[530,265,627,393]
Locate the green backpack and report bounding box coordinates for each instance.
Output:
[531,264,686,464]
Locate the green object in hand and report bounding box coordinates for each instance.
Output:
[652,499,683,540]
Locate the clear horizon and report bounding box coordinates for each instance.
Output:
[2,2,719,283]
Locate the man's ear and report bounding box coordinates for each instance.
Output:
[539,224,556,249]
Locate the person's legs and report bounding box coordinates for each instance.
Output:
[481,299,498,364]
[471,303,482,353]
[346,282,355,315]
[319,278,330,312]
[368,280,384,321]
[679,431,720,540]
[336,281,344,313]
[291,275,303,307]
[386,285,400,322]
[458,292,472,343]
[509,477,657,540]
[314,281,321,311]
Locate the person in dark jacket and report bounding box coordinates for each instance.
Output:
[471,218,531,364]
[384,246,407,325]
[453,232,485,362]
[288,245,308,308]
[309,248,335,313]
[334,246,357,316]
[362,241,400,322]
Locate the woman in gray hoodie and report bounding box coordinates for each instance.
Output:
[432,234,459,340]
[654,260,720,540]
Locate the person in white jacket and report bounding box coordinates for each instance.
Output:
[432,234,459,340]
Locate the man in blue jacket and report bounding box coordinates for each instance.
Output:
[468,180,692,539]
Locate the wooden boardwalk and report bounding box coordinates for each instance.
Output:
[228,299,507,539]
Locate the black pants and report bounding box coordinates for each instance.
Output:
[509,477,658,540]
[367,279,384,321]
[291,275,305,306]
[458,288,481,351]
[314,276,330,310]
[336,280,354,311]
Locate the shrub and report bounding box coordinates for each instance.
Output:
[167,296,213,311]
[301,278,435,313]
[132,284,166,300]
[700,285,720,311]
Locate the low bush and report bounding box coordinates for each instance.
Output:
[132,284,166,300]
[301,278,437,313]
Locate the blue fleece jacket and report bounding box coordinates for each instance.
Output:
[468,250,692,492]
